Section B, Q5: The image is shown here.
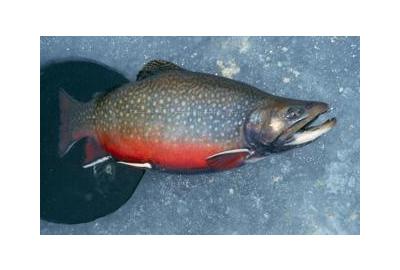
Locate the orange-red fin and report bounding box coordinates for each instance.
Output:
[83,137,109,165]
[206,149,251,170]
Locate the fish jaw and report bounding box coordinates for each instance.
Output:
[283,118,336,146]
[276,101,337,148]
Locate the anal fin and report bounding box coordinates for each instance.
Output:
[206,149,251,170]
[83,137,109,166]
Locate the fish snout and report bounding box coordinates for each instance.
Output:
[305,101,329,115]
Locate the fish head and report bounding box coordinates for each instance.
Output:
[244,97,336,153]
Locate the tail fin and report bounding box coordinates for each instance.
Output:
[59,89,94,157]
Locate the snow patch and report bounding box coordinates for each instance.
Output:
[216,60,240,79]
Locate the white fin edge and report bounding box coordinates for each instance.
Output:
[207,148,251,160]
[117,161,152,169]
[61,140,78,157]
[82,156,112,168]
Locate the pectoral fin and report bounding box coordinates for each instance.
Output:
[206,149,251,170]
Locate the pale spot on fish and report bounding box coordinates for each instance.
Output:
[269,118,284,132]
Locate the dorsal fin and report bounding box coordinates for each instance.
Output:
[136,59,184,81]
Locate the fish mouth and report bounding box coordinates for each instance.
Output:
[277,103,337,147]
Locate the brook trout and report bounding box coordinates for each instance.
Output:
[59,60,336,172]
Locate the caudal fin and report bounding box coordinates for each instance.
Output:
[58,89,94,157]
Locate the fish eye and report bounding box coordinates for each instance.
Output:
[285,106,304,120]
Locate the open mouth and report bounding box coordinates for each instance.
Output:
[282,108,336,146]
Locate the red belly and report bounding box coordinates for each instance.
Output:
[97,131,226,170]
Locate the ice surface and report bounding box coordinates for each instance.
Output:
[40,36,360,234]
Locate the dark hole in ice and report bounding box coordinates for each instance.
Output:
[40,60,145,224]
